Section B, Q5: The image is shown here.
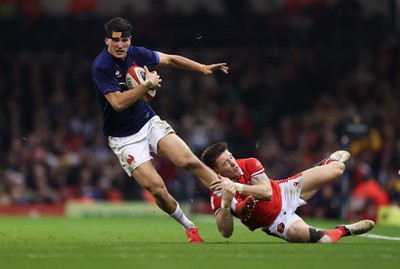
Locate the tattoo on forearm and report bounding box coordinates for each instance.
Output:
[252,174,268,183]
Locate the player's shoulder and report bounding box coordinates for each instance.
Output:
[125,46,158,65]
[128,45,153,54]
[128,45,139,54]
[237,157,263,172]
[239,157,262,166]
[93,48,114,69]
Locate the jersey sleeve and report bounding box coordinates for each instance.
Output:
[210,191,222,214]
[244,158,265,178]
[134,46,160,66]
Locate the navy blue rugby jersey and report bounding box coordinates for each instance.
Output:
[92,46,160,137]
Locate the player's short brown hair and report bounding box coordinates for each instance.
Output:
[200,142,228,169]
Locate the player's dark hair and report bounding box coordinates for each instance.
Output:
[104,17,132,32]
[200,142,228,169]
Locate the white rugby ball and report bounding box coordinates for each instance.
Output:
[125,66,156,101]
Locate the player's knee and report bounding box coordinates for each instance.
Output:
[308,227,326,243]
[145,184,168,200]
[178,156,202,172]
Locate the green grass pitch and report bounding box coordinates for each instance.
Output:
[0,215,399,269]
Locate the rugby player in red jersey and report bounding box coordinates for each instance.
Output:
[201,142,375,243]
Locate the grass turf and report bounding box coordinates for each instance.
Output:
[0,215,399,269]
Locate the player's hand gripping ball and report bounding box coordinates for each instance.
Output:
[125,66,157,101]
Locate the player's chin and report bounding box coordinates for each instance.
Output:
[113,51,126,59]
[232,171,240,179]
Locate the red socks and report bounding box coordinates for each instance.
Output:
[320,159,337,165]
[322,226,348,243]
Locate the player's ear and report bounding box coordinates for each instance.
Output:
[104,38,109,45]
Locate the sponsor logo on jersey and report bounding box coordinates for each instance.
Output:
[115,70,122,78]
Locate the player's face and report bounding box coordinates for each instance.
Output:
[105,37,131,60]
[214,150,241,180]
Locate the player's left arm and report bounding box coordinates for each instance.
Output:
[211,174,272,201]
[236,173,272,201]
[156,52,229,75]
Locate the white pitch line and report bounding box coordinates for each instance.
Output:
[359,233,400,241]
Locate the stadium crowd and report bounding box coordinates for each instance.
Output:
[0,0,399,220]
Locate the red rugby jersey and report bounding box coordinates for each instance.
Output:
[210,158,282,231]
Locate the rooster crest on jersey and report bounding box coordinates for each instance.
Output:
[125,65,157,101]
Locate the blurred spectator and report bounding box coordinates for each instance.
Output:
[68,0,98,14]
[385,171,400,205]
[349,177,390,222]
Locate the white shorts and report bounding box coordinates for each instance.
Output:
[108,116,174,176]
[263,173,307,240]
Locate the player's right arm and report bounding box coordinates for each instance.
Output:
[105,66,161,111]
[214,180,236,238]
[215,205,234,238]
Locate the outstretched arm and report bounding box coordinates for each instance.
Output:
[157,52,229,75]
[214,180,236,238]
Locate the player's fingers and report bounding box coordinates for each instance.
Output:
[210,179,221,187]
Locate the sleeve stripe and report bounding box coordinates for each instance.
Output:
[250,168,265,178]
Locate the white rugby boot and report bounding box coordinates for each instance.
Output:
[336,220,375,236]
[315,150,351,166]
[329,150,351,163]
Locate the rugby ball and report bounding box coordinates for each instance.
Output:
[125,66,156,101]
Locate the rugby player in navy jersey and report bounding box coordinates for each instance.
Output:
[92,17,229,243]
